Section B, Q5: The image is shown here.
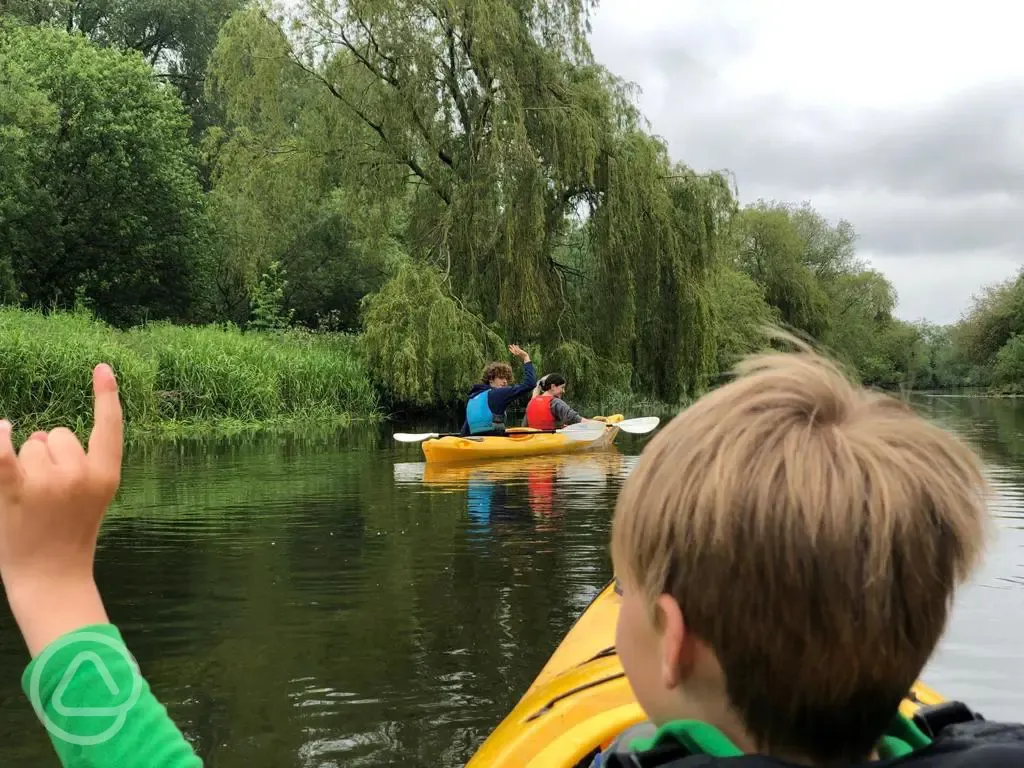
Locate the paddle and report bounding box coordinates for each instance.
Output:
[393,421,608,444]
[393,417,659,443]
[393,432,482,443]
[610,416,660,434]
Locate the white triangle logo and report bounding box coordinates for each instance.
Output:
[53,651,121,717]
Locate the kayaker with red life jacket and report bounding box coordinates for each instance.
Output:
[460,344,536,436]
[524,373,595,431]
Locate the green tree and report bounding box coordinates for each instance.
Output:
[861,319,928,390]
[203,115,397,330]
[0,23,213,326]
[790,203,861,281]
[248,260,293,331]
[992,333,1024,391]
[909,322,972,390]
[208,0,733,403]
[730,201,830,339]
[707,264,776,377]
[2,0,247,145]
[932,270,1024,391]
[822,268,897,376]
[0,36,52,303]
[955,271,1024,369]
[360,260,506,407]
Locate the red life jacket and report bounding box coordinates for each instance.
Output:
[525,394,557,430]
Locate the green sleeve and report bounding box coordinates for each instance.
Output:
[21,624,202,768]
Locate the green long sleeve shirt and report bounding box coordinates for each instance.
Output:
[21,624,201,767]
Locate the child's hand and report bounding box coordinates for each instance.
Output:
[0,363,122,656]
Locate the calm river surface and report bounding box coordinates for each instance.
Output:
[0,396,1022,766]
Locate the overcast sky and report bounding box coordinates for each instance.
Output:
[587,0,1024,325]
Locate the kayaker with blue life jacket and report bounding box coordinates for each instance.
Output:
[460,344,536,436]
[524,373,598,431]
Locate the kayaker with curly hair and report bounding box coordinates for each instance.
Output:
[460,344,536,436]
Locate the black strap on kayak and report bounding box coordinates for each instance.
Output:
[525,581,625,723]
[525,671,626,722]
[579,646,617,665]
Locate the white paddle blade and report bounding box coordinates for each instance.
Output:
[559,422,608,442]
[393,462,426,482]
[615,416,660,434]
[393,432,440,443]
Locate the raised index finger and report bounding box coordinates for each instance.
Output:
[87,363,123,481]
[0,419,24,496]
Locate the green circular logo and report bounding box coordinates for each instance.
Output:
[27,632,144,747]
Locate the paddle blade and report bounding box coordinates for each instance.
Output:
[615,416,660,434]
[393,432,440,443]
[558,422,608,442]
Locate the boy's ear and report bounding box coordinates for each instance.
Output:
[656,593,690,689]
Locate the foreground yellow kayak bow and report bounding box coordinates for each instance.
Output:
[465,580,947,768]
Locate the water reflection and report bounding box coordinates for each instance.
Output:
[905,394,1024,720]
[0,397,1022,767]
[394,452,632,537]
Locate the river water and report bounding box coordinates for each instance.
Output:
[0,396,1021,766]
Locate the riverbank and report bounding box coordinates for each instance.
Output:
[2,308,959,443]
[0,308,381,440]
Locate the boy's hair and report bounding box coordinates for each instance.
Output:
[611,341,989,765]
[482,361,513,385]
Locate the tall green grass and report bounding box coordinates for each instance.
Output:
[0,309,380,438]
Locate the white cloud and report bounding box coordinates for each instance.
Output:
[588,0,1024,323]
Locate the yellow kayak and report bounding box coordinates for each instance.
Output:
[422,415,625,464]
[465,579,947,767]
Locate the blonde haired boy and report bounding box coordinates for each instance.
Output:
[594,342,1019,767]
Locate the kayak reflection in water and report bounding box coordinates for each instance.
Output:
[465,466,559,532]
[406,454,625,536]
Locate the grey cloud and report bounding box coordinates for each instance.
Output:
[672,83,1024,198]
[590,11,1024,320]
[655,84,1024,257]
[870,250,1022,325]
[646,19,755,83]
[826,193,1022,255]
[595,7,760,94]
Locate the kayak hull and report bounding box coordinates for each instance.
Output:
[422,415,624,464]
[465,580,947,768]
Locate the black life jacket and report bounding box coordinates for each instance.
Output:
[592,702,1024,768]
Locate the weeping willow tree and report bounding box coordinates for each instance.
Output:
[208,0,735,404]
[360,261,507,407]
[730,202,831,340]
[588,144,737,400]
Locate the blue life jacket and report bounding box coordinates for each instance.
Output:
[466,390,501,434]
[466,477,493,525]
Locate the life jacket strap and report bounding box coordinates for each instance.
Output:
[912,700,985,739]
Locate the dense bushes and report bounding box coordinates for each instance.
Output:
[0,309,379,436]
